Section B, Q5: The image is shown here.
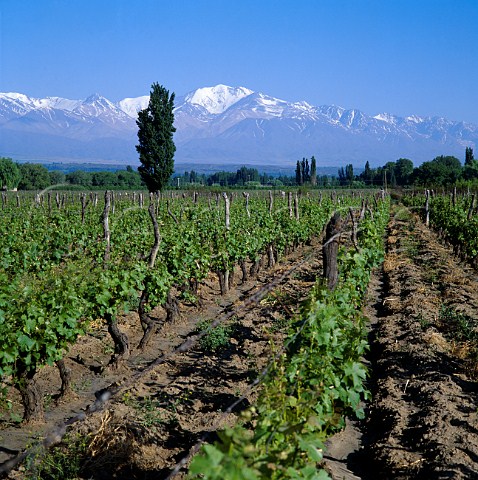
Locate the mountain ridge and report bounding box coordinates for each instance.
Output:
[0,85,476,167]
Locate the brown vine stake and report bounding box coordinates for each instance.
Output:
[138,202,164,350]
[467,193,475,221]
[323,212,343,291]
[425,189,430,227]
[349,207,360,253]
[294,192,299,221]
[102,191,111,263]
[80,193,89,224]
[243,192,250,218]
[217,193,231,294]
[223,192,230,231]
[101,190,130,369]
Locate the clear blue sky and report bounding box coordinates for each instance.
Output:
[1,0,477,123]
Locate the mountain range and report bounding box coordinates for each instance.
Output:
[0,84,476,169]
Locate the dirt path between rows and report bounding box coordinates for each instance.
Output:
[327,204,478,480]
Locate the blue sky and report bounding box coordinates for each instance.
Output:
[1,0,477,123]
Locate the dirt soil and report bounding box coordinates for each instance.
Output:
[2,203,478,479]
[348,205,478,480]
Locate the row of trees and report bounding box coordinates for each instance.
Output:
[178,167,277,188]
[295,156,317,186]
[335,148,476,188]
[0,158,145,191]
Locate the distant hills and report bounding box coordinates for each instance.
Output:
[0,84,476,169]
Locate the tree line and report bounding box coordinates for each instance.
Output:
[2,148,475,192]
[0,159,144,191]
[338,147,477,188]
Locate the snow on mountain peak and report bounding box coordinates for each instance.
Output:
[185,84,254,114]
[374,113,396,124]
[117,96,150,118]
[1,92,33,104]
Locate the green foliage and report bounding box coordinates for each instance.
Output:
[136,82,176,192]
[439,305,478,343]
[465,147,474,166]
[425,194,478,261]
[0,157,21,190]
[25,433,89,480]
[0,188,365,424]
[394,158,414,185]
[195,319,234,353]
[189,197,390,479]
[413,155,462,187]
[48,170,66,186]
[0,265,89,378]
[310,156,317,186]
[18,163,51,190]
[64,169,143,189]
[122,393,175,430]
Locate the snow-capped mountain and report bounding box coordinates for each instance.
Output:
[0,85,476,167]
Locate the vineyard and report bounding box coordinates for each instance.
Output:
[0,188,478,479]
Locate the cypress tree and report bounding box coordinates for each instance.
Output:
[310,156,317,186]
[465,147,474,166]
[295,160,302,185]
[136,83,176,192]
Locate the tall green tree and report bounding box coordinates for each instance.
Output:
[310,156,317,186]
[136,83,176,192]
[300,157,310,183]
[0,157,21,190]
[465,147,474,166]
[295,160,302,185]
[345,164,354,186]
[362,161,373,185]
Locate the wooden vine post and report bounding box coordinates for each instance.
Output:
[425,189,430,227]
[322,212,343,291]
[223,192,230,231]
[243,192,250,218]
[102,191,111,262]
[217,193,231,294]
[101,191,130,368]
[467,194,475,221]
[138,202,162,349]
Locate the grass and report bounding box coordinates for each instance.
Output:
[438,305,478,343]
[122,393,176,430]
[25,433,89,480]
[437,304,478,375]
[195,318,235,353]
